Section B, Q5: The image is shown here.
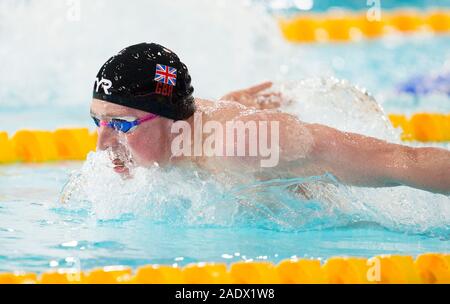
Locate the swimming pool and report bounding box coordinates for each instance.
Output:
[0,0,449,279]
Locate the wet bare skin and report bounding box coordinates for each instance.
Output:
[183,99,315,178]
[90,98,314,180]
[90,82,450,195]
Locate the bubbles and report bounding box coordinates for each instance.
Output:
[62,150,155,220]
[60,78,449,236]
[61,150,236,223]
[59,147,450,237]
[60,147,351,230]
[264,78,450,236]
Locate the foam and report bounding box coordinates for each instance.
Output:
[60,141,449,238]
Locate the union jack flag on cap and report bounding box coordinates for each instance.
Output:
[154,64,177,86]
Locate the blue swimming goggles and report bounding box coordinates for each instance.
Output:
[92,113,158,133]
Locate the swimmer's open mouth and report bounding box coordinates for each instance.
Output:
[112,158,131,174]
[106,147,134,174]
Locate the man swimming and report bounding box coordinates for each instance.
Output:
[90,43,450,195]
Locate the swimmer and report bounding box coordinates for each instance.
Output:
[90,43,450,195]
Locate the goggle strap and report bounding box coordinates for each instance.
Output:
[137,113,158,124]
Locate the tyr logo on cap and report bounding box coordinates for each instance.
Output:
[154,64,177,97]
[94,77,112,95]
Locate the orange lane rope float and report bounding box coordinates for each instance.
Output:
[0,253,448,284]
[278,10,450,43]
[0,128,97,164]
[388,113,450,142]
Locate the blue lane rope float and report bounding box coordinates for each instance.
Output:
[398,71,450,97]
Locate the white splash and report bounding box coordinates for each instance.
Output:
[59,78,449,236]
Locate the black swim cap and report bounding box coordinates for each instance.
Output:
[93,43,195,120]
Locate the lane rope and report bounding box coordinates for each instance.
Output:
[0,113,449,164]
[0,253,448,284]
[278,9,450,43]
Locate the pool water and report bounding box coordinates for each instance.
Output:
[0,162,448,273]
[0,0,449,273]
[0,130,448,274]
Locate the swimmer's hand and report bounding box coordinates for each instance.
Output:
[219,82,282,109]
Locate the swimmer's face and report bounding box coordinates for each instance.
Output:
[90,99,173,174]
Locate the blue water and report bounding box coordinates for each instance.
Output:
[0,163,448,273]
[0,150,448,273]
[0,0,449,274]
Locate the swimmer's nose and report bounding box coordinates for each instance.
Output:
[96,125,119,151]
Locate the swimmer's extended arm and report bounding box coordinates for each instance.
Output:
[305,123,450,195]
